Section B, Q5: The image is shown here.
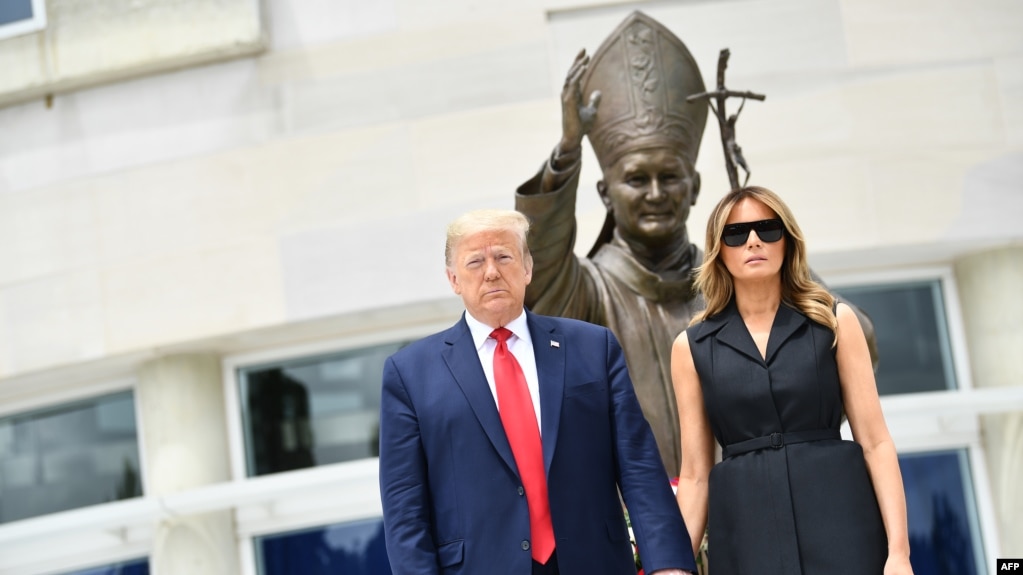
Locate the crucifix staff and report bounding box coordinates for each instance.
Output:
[687,48,766,190]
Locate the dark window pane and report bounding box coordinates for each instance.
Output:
[836,281,956,395]
[0,0,34,26]
[0,391,143,523]
[60,558,150,575]
[256,518,392,575]
[239,341,409,477]
[900,450,985,575]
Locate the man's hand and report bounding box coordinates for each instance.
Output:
[559,49,601,155]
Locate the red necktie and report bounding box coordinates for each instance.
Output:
[491,327,555,563]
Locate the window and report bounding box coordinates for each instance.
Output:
[237,340,410,477]
[900,449,986,575]
[0,0,46,40]
[836,280,956,395]
[255,518,391,575]
[0,390,143,523]
[60,558,150,575]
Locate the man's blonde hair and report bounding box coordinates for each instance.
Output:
[445,209,532,268]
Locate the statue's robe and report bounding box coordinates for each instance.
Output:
[516,152,704,477]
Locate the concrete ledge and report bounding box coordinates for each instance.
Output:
[0,0,266,108]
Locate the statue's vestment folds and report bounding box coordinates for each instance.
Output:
[517,156,703,476]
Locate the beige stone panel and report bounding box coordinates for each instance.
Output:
[0,0,264,107]
[955,247,1023,387]
[393,1,545,32]
[955,247,1023,555]
[91,122,411,266]
[409,99,562,209]
[92,156,261,265]
[868,150,997,244]
[259,9,547,83]
[843,64,1004,151]
[276,36,550,135]
[737,84,854,163]
[841,0,1023,68]
[245,123,419,234]
[996,55,1023,147]
[0,182,99,286]
[46,0,260,77]
[265,0,397,52]
[102,239,284,352]
[0,270,106,376]
[0,33,47,93]
[548,0,848,91]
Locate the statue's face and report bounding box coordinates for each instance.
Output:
[599,148,697,249]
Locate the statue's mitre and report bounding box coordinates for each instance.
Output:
[583,11,708,169]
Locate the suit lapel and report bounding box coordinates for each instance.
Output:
[526,311,565,473]
[441,316,518,475]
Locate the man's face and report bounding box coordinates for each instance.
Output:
[446,229,533,328]
[599,148,697,249]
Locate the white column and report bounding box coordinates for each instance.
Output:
[136,353,241,575]
[954,246,1023,555]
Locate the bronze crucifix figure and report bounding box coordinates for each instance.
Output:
[687,48,766,190]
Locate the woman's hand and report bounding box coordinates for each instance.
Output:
[883,553,914,575]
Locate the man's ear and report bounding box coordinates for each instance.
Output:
[596,180,611,209]
[690,171,701,206]
[446,268,461,295]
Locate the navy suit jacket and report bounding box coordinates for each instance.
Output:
[379,310,695,574]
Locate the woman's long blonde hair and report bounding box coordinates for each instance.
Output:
[692,186,837,338]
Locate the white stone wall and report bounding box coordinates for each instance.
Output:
[0,0,265,106]
[0,0,1020,380]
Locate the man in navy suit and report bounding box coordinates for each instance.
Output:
[379,209,695,574]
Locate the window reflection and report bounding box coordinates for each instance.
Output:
[0,391,143,523]
[60,558,149,575]
[836,280,956,395]
[256,518,391,575]
[238,341,409,477]
[900,450,985,575]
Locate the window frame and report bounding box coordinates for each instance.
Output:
[0,0,47,41]
[0,376,150,501]
[0,377,154,575]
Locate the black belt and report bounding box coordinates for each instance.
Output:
[723,429,840,459]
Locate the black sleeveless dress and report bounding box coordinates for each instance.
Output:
[687,302,887,574]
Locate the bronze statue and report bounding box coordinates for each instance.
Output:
[516,11,876,477]
[516,11,706,475]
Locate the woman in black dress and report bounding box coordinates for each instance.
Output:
[671,186,913,574]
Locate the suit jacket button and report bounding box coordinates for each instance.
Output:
[517,486,525,496]
[521,540,530,551]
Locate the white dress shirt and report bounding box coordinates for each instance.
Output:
[464,309,542,432]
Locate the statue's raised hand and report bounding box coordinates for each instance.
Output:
[559,49,601,155]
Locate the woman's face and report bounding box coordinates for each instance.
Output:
[720,197,786,284]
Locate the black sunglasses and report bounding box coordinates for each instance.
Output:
[721,219,785,247]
